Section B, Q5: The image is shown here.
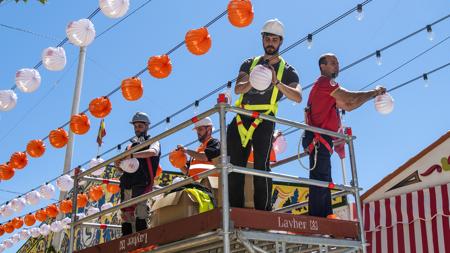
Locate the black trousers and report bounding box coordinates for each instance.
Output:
[303,131,333,217]
[227,115,275,211]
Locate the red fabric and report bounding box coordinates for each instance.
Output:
[406,193,417,253]
[307,76,341,132]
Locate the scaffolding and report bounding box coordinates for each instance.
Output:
[64,95,366,253]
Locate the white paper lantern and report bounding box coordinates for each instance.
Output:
[0,90,18,111]
[100,202,113,211]
[99,0,130,18]
[39,224,50,236]
[42,47,67,71]
[50,221,64,232]
[86,206,100,216]
[375,93,394,115]
[11,233,20,243]
[172,177,184,184]
[273,133,287,154]
[2,240,13,248]
[0,244,5,253]
[249,65,272,91]
[76,213,86,219]
[30,228,41,238]
[61,217,72,229]
[25,190,41,205]
[66,19,96,47]
[120,158,139,173]
[89,157,106,176]
[56,174,74,192]
[39,183,56,200]
[15,68,41,93]
[0,204,14,217]
[19,229,30,240]
[10,197,26,213]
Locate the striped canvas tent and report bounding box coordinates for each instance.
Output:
[361,131,450,253]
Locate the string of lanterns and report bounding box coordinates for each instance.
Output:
[0,0,254,184]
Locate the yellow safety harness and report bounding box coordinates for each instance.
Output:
[235,56,286,147]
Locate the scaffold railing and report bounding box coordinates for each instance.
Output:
[65,94,367,253]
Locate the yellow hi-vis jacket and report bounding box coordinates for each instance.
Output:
[235,56,286,147]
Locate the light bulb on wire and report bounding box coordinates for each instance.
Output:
[375,50,382,66]
[165,117,171,130]
[307,34,313,49]
[423,73,429,88]
[194,100,199,115]
[356,4,364,21]
[426,25,434,41]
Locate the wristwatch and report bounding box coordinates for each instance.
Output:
[274,80,281,86]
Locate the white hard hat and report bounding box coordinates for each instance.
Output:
[193,117,214,130]
[261,18,284,38]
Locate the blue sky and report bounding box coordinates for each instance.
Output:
[0,0,449,251]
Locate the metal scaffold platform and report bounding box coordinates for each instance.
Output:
[76,208,361,253]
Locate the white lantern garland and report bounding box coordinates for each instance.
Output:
[42,47,67,71]
[120,158,139,173]
[99,0,130,19]
[66,19,96,47]
[19,229,30,240]
[249,65,272,91]
[56,174,74,192]
[39,224,51,236]
[101,202,113,211]
[39,183,56,200]
[25,190,41,205]
[15,68,41,93]
[89,157,106,176]
[30,228,41,238]
[10,197,26,213]
[0,90,18,111]
[375,92,395,115]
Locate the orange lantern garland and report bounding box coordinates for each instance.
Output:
[49,128,69,148]
[46,204,59,218]
[0,164,15,181]
[9,152,28,169]
[106,181,120,194]
[77,193,89,208]
[70,113,91,135]
[24,213,36,226]
[11,217,23,229]
[35,208,48,222]
[60,199,73,214]
[227,0,254,28]
[169,150,187,169]
[26,139,46,158]
[89,185,104,202]
[3,222,14,233]
[121,77,143,101]
[185,27,212,55]
[0,225,4,237]
[89,96,112,118]
[147,55,172,79]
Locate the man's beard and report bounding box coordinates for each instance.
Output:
[197,132,209,143]
[264,45,280,55]
[135,131,147,138]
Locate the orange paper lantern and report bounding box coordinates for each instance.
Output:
[24,213,36,226]
[169,150,187,169]
[106,182,120,195]
[3,222,14,233]
[26,139,46,158]
[185,27,212,55]
[9,152,28,169]
[49,128,68,148]
[227,0,254,28]
[0,225,4,237]
[59,199,73,214]
[121,77,143,101]
[11,217,23,229]
[77,193,89,208]
[0,164,15,180]
[46,204,59,218]
[89,96,112,118]
[70,113,91,135]
[147,55,172,79]
[35,209,48,222]
[89,185,104,202]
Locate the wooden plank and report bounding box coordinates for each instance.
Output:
[230,208,359,239]
[75,209,221,253]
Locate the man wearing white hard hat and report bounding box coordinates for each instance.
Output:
[177,117,220,176]
[303,53,386,218]
[227,19,302,211]
[115,112,161,236]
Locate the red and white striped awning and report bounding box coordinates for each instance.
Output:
[363,183,450,253]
